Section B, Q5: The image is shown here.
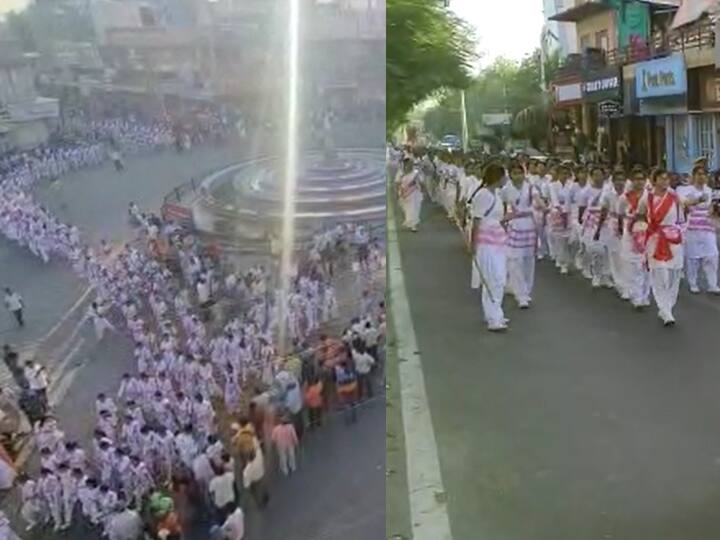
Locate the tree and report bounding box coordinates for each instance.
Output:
[386,0,475,135]
[422,48,562,148]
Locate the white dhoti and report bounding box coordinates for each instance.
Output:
[646,224,684,322]
[685,229,719,293]
[472,244,506,329]
[506,214,537,305]
[400,190,423,229]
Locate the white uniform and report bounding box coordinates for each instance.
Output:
[618,190,651,307]
[580,185,612,287]
[470,187,507,330]
[680,185,719,293]
[548,180,573,272]
[600,187,626,295]
[639,190,684,323]
[502,180,537,306]
[396,169,423,230]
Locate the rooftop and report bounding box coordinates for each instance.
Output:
[549,0,613,23]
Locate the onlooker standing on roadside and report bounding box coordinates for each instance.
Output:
[208,465,236,524]
[304,376,324,429]
[351,343,375,400]
[271,417,299,476]
[242,448,268,509]
[4,288,24,328]
[2,345,27,388]
[284,378,304,443]
[23,361,49,410]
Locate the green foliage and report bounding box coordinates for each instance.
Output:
[423,48,561,147]
[386,0,476,135]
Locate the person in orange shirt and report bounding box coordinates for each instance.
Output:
[304,376,324,429]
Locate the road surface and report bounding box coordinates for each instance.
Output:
[388,195,720,540]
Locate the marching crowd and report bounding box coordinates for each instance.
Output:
[0,120,386,539]
[392,146,720,330]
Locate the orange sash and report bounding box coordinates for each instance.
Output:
[646,192,681,262]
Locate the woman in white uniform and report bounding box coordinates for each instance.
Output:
[618,166,651,308]
[470,162,508,331]
[680,165,720,294]
[502,161,539,308]
[579,166,612,288]
[548,164,573,274]
[596,171,627,297]
[396,157,423,232]
[637,168,684,325]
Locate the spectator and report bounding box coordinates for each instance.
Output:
[2,345,27,388]
[271,417,299,476]
[283,379,304,442]
[242,448,268,509]
[335,360,358,424]
[351,343,375,400]
[23,361,48,410]
[304,376,324,429]
[4,288,24,328]
[208,465,236,524]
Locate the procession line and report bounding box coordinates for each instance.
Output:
[388,199,454,540]
[15,337,85,469]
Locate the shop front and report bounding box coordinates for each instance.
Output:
[696,66,720,170]
[634,54,691,173]
[581,67,622,163]
[551,78,583,158]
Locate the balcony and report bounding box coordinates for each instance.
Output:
[554,17,715,76]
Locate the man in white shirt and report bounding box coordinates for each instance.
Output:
[352,345,376,400]
[242,449,268,509]
[4,288,24,327]
[23,361,49,409]
[209,467,236,522]
[106,501,143,540]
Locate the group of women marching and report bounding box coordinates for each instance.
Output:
[391,146,719,331]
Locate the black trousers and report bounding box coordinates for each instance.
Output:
[11,309,23,327]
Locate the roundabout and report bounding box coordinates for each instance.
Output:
[192,148,386,248]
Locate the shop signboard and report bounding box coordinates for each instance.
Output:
[598,100,622,118]
[612,0,650,49]
[635,54,687,99]
[554,82,582,104]
[582,69,622,103]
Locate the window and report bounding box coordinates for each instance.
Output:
[696,114,715,163]
[595,30,609,51]
[580,34,591,50]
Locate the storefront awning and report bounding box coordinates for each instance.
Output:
[549,0,612,22]
[671,0,716,29]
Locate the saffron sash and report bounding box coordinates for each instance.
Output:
[646,192,681,262]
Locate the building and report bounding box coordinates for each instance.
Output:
[621,0,717,172]
[0,40,59,151]
[542,0,579,57]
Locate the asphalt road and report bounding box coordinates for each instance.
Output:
[389,196,720,540]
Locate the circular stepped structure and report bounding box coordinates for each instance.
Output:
[193,148,386,251]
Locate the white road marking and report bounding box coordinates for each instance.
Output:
[388,199,453,540]
[40,286,93,344]
[48,338,85,402]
